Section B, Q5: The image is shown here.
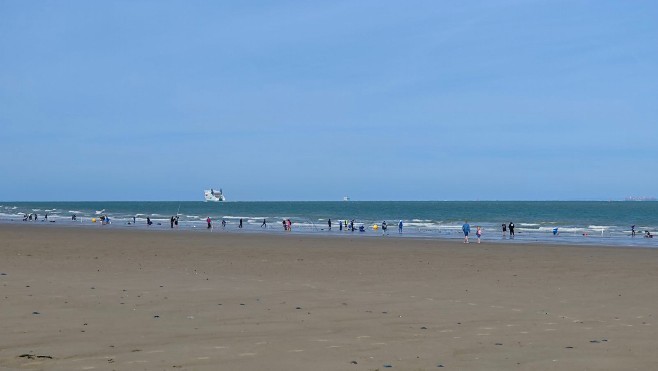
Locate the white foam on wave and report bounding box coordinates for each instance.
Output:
[520,223,540,226]
[405,222,439,229]
[554,227,586,233]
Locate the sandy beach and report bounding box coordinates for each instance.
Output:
[1,224,657,370]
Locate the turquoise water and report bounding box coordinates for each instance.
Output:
[2,201,657,247]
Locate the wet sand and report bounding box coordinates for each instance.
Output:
[1,224,657,370]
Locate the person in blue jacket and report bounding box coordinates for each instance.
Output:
[462,221,471,243]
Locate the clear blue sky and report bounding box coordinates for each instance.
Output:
[1,1,656,201]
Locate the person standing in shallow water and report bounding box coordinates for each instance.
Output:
[462,221,471,243]
[328,219,332,231]
[206,217,212,229]
[508,222,515,238]
[502,223,507,238]
[261,219,267,228]
[398,220,403,234]
[476,226,482,243]
[239,218,243,228]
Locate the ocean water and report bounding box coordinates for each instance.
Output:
[1,201,657,247]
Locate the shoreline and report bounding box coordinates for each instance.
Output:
[1,217,656,250]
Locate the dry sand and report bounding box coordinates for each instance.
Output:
[1,224,657,370]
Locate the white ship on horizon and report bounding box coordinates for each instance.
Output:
[204,188,226,202]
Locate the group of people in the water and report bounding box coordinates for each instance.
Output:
[462,221,485,244]
[632,225,653,238]
[22,213,42,221]
[17,211,654,240]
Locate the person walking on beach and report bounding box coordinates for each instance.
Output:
[328,219,332,231]
[206,217,212,229]
[222,219,226,228]
[508,222,515,238]
[382,220,388,235]
[476,226,482,243]
[239,218,243,229]
[462,221,471,243]
[502,223,507,238]
[170,216,175,229]
[261,219,267,228]
[398,220,403,234]
[632,225,636,237]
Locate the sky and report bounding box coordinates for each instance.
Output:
[1,0,657,201]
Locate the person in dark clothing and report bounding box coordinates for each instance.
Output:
[328,219,332,230]
[170,216,175,228]
[508,222,515,237]
[239,218,243,228]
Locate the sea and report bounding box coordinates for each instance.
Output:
[1,201,657,248]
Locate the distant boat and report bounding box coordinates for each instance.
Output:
[204,188,226,202]
[343,196,350,201]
